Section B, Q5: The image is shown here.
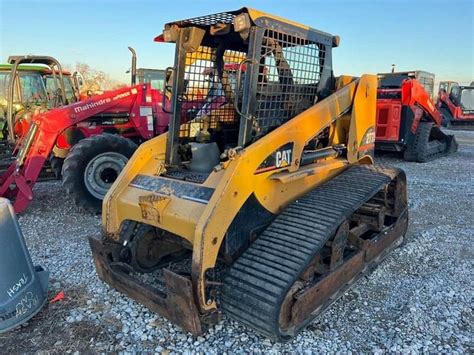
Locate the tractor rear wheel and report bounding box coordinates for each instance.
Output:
[62,133,137,214]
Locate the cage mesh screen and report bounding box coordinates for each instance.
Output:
[178,46,246,139]
[254,30,325,136]
[172,12,236,27]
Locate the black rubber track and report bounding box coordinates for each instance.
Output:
[62,133,137,214]
[404,122,457,162]
[221,165,400,340]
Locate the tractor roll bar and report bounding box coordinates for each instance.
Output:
[6,55,67,141]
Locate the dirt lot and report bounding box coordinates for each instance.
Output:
[1,129,473,353]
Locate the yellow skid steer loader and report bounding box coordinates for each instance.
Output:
[89,8,408,340]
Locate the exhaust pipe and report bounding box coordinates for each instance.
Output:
[128,47,137,86]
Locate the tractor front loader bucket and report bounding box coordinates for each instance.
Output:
[0,198,49,333]
[88,236,214,335]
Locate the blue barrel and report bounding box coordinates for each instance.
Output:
[0,198,49,333]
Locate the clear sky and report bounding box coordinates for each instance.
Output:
[1,0,472,85]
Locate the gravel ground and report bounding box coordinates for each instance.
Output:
[1,129,473,353]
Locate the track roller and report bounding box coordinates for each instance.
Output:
[221,165,408,340]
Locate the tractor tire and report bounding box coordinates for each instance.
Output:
[439,107,452,127]
[62,133,137,214]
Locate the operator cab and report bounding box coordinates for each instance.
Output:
[440,82,474,113]
[378,70,435,98]
[43,71,80,105]
[0,64,50,142]
[157,8,338,178]
[3,56,71,142]
[137,68,166,91]
[0,65,49,106]
[457,86,474,113]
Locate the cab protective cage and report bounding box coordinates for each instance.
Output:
[158,7,340,166]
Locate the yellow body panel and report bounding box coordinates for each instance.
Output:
[103,74,377,312]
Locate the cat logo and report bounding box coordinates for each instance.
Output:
[255,142,294,174]
[275,149,292,168]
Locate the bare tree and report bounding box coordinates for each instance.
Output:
[74,62,124,93]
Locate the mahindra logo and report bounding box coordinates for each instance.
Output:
[74,98,111,113]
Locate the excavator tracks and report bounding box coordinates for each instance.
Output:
[221,165,408,340]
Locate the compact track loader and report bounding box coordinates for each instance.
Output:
[375,71,457,162]
[437,81,474,129]
[90,8,408,340]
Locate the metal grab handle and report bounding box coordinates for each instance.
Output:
[234,58,255,121]
[162,66,174,114]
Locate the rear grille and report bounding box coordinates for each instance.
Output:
[377,108,389,124]
[376,126,387,138]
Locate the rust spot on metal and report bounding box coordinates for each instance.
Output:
[138,194,170,222]
[289,209,408,329]
[291,250,365,327]
[329,220,349,270]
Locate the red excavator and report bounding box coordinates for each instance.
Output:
[437,81,474,129]
[375,71,457,162]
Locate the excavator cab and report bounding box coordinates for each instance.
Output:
[90,8,408,340]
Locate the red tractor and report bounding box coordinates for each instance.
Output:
[1,49,170,213]
[0,47,238,214]
[375,71,457,162]
[437,81,474,129]
[0,83,169,213]
[1,56,81,178]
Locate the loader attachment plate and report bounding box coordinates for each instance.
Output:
[89,236,205,335]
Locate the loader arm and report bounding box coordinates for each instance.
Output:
[0,85,152,213]
[437,89,457,116]
[400,79,441,130]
